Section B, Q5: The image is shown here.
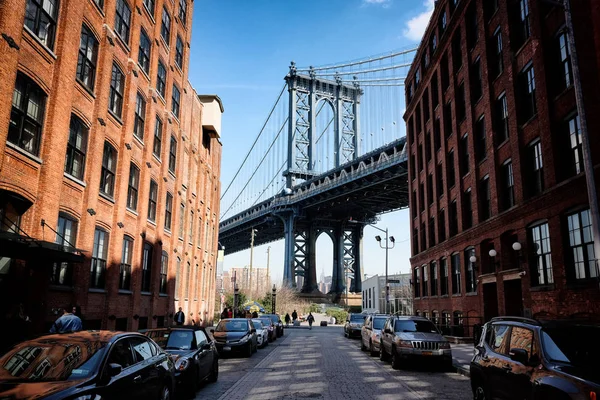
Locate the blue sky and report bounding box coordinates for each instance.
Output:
[188,0,434,285]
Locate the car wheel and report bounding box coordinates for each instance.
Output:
[159,384,171,400]
[360,339,367,351]
[369,341,378,357]
[379,342,388,361]
[245,342,252,358]
[208,359,219,383]
[391,346,401,370]
[252,341,257,353]
[187,367,199,394]
[473,384,488,400]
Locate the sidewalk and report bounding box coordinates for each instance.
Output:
[451,343,474,377]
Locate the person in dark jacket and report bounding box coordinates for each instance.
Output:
[174,307,185,325]
[292,310,298,322]
[307,313,315,330]
[284,313,291,326]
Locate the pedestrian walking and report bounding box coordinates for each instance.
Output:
[50,305,82,333]
[307,312,315,330]
[292,309,298,322]
[174,307,185,325]
[227,308,233,318]
[284,313,291,326]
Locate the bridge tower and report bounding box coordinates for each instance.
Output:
[279,63,364,297]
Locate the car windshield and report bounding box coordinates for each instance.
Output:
[267,315,279,324]
[252,321,263,330]
[216,320,248,332]
[160,330,194,350]
[542,325,600,368]
[394,320,439,333]
[0,339,107,382]
[350,315,365,323]
[259,318,272,326]
[373,318,386,330]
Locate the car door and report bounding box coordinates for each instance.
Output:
[382,318,393,354]
[484,323,512,399]
[100,338,145,400]
[195,330,212,379]
[502,326,536,399]
[362,316,372,348]
[129,336,163,398]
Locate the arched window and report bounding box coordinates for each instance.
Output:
[141,243,153,293]
[64,115,88,180]
[160,251,168,294]
[8,73,47,156]
[100,142,117,197]
[119,235,134,290]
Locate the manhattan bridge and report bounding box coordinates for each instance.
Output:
[219,47,417,300]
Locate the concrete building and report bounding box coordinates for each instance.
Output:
[405,0,600,336]
[0,0,222,334]
[361,274,412,315]
[224,266,271,297]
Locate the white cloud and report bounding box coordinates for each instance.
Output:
[363,0,392,8]
[403,0,435,41]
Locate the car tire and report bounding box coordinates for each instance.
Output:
[245,342,252,358]
[159,384,171,400]
[473,384,488,400]
[391,346,401,370]
[379,341,388,361]
[187,367,199,395]
[208,359,219,383]
[360,339,367,351]
[369,341,378,357]
[253,341,257,353]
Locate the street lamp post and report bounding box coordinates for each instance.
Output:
[234,283,240,317]
[375,229,396,314]
[271,285,277,314]
[249,228,257,294]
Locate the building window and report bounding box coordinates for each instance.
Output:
[143,0,155,16]
[430,261,438,296]
[197,217,202,247]
[109,63,125,118]
[515,0,531,49]
[175,36,184,69]
[518,64,536,124]
[452,28,463,72]
[529,222,553,285]
[457,83,466,122]
[411,190,417,218]
[485,0,499,19]
[161,7,171,45]
[415,67,420,86]
[119,236,133,290]
[434,118,441,151]
[451,253,461,295]
[24,0,59,50]
[494,93,509,144]
[412,228,419,255]
[425,131,432,161]
[449,200,458,237]
[76,24,98,91]
[169,136,177,173]
[414,268,420,298]
[567,114,583,176]
[178,203,185,239]
[492,27,503,78]
[148,180,158,222]
[419,182,425,212]
[188,210,194,244]
[421,222,426,252]
[443,101,452,138]
[138,28,151,75]
[422,265,429,297]
[526,140,544,197]
[418,144,423,172]
[8,73,47,156]
[567,209,597,280]
[185,262,191,299]
[423,91,430,122]
[438,209,446,242]
[100,142,117,197]
[470,58,482,103]
[175,257,181,299]
[436,163,444,197]
[133,93,146,141]
[501,160,515,210]
[441,53,450,92]
[91,228,108,289]
[171,84,180,119]
[179,0,188,24]
[51,215,77,286]
[141,243,153,292]
[410,154,416,181]
[114,0,131,43]
[157,61,167,99]
[427,174,434,206]
[440,258,448,295]
[430,34,437,55]
[93,0,103,10]
[432,73,439,109]
[429,216,436,247]
[463,189,473,229]
[153,116,163,158]
[439,10,447,33]
[165,193,173,231]
[475,116,486,163]
[465,247,476,293]
[416,105,422,134]
[459,134,469,176]
[446,149,456,188]
[160,252,168,294]
[557,31,573,90]
[479,176,491,221]
[127,163,139,210]
[466,2,478,49]
[64,115,88,180]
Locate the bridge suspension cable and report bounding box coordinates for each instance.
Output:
[296,47,417,72]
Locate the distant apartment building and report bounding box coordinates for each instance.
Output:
[361,274,412,315]
[0,0,223,333]
[224,266,271,296]
[405,0,600,336]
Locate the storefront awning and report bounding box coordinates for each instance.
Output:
[0,231,85,263]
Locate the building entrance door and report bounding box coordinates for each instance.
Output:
[503,279,523,317]
[483,282,499,321]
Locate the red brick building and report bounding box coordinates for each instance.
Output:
[0,0,223,335]
[404,0,600,336]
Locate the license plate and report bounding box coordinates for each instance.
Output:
[223,346,231,351]
[422,351,433,356]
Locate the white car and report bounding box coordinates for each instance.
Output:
[252,319,269,348]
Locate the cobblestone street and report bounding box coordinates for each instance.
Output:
[194,325,470,400]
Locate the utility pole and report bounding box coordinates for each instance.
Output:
[249,228,257,295]
[563,0,600,283]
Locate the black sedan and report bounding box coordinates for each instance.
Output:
[145,326,218,396]
[211,319,257,357]
[0,330,175,400]
[261,314,284,337]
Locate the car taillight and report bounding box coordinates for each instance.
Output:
[590,392,596,400]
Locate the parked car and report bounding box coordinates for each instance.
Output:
[361,313,388,356]
[211,318,257,357]
[145,326,218,395]
[470,316,600,400]
[261,314,284,337]
[379,316,452,370]
[257,317,277,342]
[0,331,175,400]
[251,319,269,348]
[344,313,366,338]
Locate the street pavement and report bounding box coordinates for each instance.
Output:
[194,322,471,400]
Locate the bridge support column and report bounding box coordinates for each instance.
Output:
[330,224,346,297]
[281,212,296,288]
[349,224,364,293]
[301,226,319,293]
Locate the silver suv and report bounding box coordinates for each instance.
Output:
[360,314,388,356]
[379,316,452,370]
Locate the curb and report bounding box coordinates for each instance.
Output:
[453,362,470,377]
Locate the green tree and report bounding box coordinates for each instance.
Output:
[225,291,247,310]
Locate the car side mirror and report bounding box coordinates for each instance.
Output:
[251,328,256,334]
[509,348,529,365]
[106,363,122,378]
[201,343,211,351]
